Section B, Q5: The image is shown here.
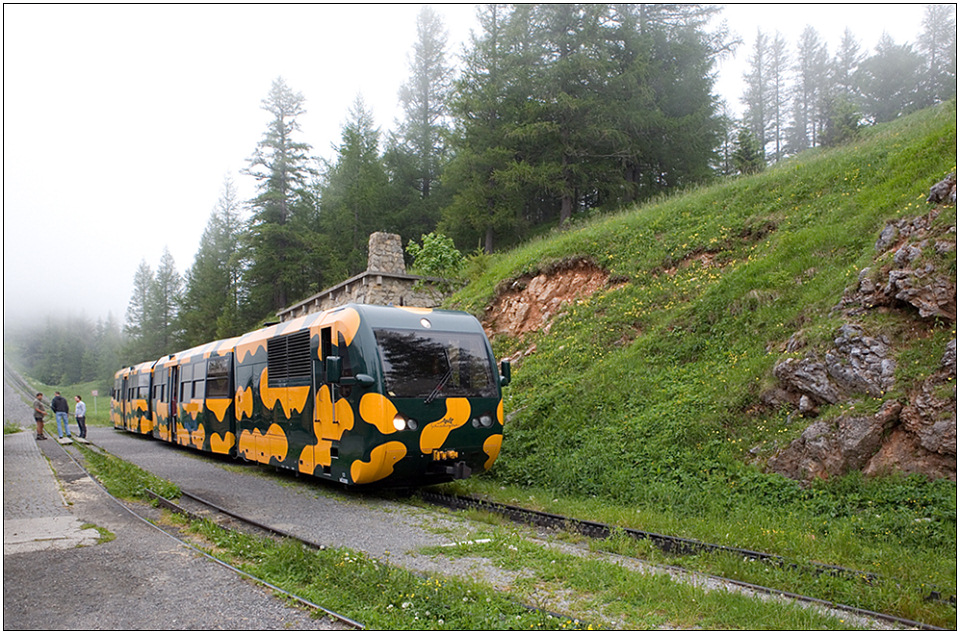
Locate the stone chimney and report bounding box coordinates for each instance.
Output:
[367,232,406,275]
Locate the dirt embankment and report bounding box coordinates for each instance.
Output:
[483,257,617,340]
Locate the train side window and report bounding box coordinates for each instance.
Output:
[138,372,151,398]
[191,361,205,399]
[338,332,354,397]
[321,327,332,383]
[180,363,193,401]
[206,356,230,398]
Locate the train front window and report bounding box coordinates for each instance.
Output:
[374,329,497,400]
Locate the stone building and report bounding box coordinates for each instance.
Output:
[276,232,450,322]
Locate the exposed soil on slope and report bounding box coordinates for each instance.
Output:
[482,257,618,340]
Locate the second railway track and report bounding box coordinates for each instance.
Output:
[417,490,953,631]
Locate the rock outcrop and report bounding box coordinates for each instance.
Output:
[842,207,957,320]
[766,176,956,484]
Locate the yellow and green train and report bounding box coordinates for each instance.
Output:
[112,304,510,487]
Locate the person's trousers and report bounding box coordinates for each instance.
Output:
[55,412,71,437]
[76,416,86,438]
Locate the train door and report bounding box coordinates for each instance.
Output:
[125,375,135,431]
[151,367,165,440]
[309,326,337,475]
[169,365,179,443]
[205,353,234,454]
[116,375,129,429]
[319,326,335,424]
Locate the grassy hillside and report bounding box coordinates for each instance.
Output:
[448,102,956,624]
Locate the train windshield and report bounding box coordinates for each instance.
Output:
[374,329,497,400]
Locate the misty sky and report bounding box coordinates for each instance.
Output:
[2,4,931,329]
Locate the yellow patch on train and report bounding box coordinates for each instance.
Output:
[185,424,205,450]
[336,307,362,346]
[182,399,202,420]
[359,393,399,435]
[299,439,333,473]
[258,367,311,418]
[483,434,503,471]
[420,398,471,454]
[238,424,288,463]
[206,398,231,422]
[315,388,355,440]
[351,441,407,484]
[236,386,254,419]
[210,431,235,454]
[235,339,266,364]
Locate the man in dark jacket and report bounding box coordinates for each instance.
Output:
[51,391,71,439]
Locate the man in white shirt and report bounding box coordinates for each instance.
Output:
[74,395,87,439]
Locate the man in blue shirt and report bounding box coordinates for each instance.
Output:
[51,391,71,439]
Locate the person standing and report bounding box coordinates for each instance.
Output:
[33,392,47,440]
[51,391,71,439]
[74,395,87,439]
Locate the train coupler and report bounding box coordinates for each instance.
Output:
[443,461,472,480]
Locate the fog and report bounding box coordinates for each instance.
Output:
[2,4,929,330]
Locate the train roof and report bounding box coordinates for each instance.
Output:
[115,305,485,376]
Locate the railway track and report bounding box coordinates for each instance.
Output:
[144,486,587,629]
[418,490,954,631]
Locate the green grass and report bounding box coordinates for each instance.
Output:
[178,505,863,630]
[424,527,861,630]
[447,102,957,627]
[75,444,180,501]
[184,517,587,630]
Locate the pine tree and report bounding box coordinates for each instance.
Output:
[179,177,245,346]
[319,96,390,274]
[857,33,924,123]
[767,32,790,162]
[123,260,156,363]
[395,6,453,200]
[916,4,958,106]
[150,248,182,355]
[442,4,533,253]
[788,26,830,152]
[741,30,771,157]
[384,7,455,246]
[832,28,864,101]
[242,77,317,317]
[733,127,765,175]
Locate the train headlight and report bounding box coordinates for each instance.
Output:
[393,414,418,431]
[472,414,494,428]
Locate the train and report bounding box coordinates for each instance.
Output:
[111,304,511,487]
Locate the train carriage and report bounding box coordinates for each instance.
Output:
[112,361,156,434]
[111,304,510,488]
